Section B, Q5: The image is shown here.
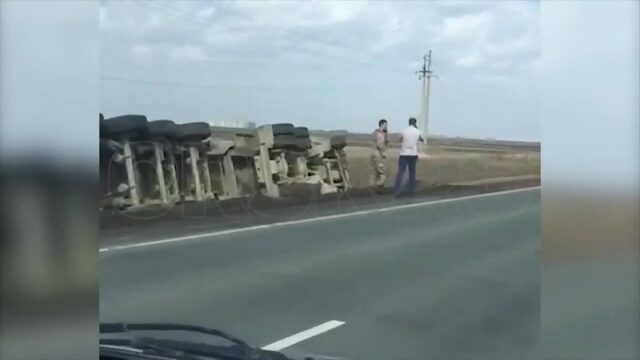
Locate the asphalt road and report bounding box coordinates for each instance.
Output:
[100,188,540,359]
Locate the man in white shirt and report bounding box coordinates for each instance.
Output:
[394,117,424,197]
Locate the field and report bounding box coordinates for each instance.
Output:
[341,132,541,152]
[343,135,540,190]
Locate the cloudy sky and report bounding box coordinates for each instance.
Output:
[100,0,540,141]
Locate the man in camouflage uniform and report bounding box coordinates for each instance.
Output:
[371,119,388,188]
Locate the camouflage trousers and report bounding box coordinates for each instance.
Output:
[370,150,386,187]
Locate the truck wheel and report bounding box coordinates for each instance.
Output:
[99,113,107,139]
[147,120,177,138]
[273,134,298,149]
[330,135,347,149]
[296,137,312,150]
[272,123,295,136]
[176,122,211,141]
[102,115,148,138]
[293,127,310,138]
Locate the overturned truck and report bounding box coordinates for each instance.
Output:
[99,114,350,210]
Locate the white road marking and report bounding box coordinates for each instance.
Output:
[99,186,539,253]
[100,345,143,353]
[261,320,345,351]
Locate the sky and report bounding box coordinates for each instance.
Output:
[100,0,541,141]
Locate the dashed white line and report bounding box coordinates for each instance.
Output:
[99,186,539,253]
[261,320,346,351]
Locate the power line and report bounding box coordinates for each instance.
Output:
[101,43,330,72]
[100,75,329,92]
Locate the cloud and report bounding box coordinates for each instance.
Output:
[169,44,209,61]
[437,12,492,42]
[430,1,538,81]
[230,0,367,28]
[99,6,108,26]
[371,14,414,53]
[456,54,483,67]
[132,45,151,58]
[195,6,215,20]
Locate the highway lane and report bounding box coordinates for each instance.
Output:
[100,188,540,359]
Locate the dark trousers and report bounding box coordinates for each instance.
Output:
[394,155,418,197]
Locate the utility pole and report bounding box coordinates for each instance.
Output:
[416,50,436,153]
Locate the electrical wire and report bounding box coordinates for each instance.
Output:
[100,74,331,92]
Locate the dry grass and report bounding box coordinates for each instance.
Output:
[344,145,541,189]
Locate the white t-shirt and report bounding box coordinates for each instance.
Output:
[400,126,421,156]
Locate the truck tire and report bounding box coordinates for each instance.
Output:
[176,122,211,141]
[273,134,298,149]
[296,137,312,150]
[147,120,177,138]
[102,115,148,136]
[293,127,309,138]
[99,113,107,139]
[272,123,295,136]
[330,135,347,149]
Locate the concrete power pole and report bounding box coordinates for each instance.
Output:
[416,50,436,154]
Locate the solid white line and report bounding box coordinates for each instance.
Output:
[261,320,345,351]
[99,186,539,253]
[100,345,143,353]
